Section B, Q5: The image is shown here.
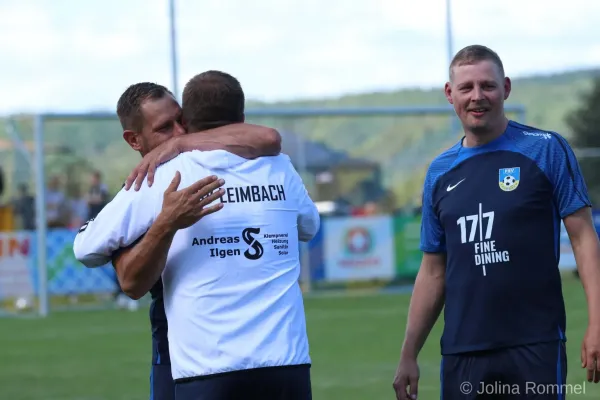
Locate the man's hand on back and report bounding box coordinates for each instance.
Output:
[125,138,183,191]
[157,172,225,231]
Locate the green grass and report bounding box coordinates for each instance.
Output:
[0,275,599,400]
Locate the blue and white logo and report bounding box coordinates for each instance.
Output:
[499,167,520,192]
[522,130,551,140]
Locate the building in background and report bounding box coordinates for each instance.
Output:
[281,130,392,215]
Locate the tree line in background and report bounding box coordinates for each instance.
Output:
[0,69,599,209]
[568,75,600,204]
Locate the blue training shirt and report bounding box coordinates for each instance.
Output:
[421,120,591,355]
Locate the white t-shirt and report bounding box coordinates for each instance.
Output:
[73,150,320,380]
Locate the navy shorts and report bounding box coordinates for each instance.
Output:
[151,364,175,400]
[174,364,312,400]
[441,341,567,399]
[149,294,173,400]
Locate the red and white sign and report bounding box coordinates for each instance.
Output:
[0,232,34,300]
[323,215,395,282]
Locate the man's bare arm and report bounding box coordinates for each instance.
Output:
[564,206,600,381]
[114,172,225,299]
[126,124,281,191]
[565,207,600,327]
[112,215,176,300]
[400,252,446,360]
[178,123,281,159]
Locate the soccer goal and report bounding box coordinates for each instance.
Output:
[0,104,527,317]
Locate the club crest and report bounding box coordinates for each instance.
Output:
[498,167,520,192]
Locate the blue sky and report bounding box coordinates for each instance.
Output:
[1,0,599,115]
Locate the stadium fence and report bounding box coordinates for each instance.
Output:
[0,105,527,317]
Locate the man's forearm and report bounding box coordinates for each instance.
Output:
[179,123,281,158]
[400,272,445,360]
[112,214,176,300]
[574,235,600,327]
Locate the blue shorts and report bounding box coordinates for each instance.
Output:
[151,364,175,400]
[441,341,567,399]
[174,364,312,400]
[149,293,173,400]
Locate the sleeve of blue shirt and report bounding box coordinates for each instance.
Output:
[420,164,446,253]
[548,134,592,218]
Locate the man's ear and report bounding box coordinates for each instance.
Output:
[444,82,453,104]
[123,130,142,152]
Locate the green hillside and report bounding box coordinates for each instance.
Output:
[0,68,598,206]
[246,69,599,205]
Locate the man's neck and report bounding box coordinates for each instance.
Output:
[189,121,233,132]
[463,116,509,148]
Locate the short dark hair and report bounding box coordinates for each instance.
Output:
[182,70,245,131]
[116,82,173,131]
[449,45,505,80]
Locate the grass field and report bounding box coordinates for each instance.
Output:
[1,274,599,400]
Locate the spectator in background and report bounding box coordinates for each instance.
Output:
[46,176,69,228]
[13,184,35,230]
[85,171,121,307]
[69,185,89,229]
[86,171,109,220]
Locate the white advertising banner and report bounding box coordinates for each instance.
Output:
[324,215,395,282]
[0,232,35,300]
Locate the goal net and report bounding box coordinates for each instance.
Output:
[0,105,526,317]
